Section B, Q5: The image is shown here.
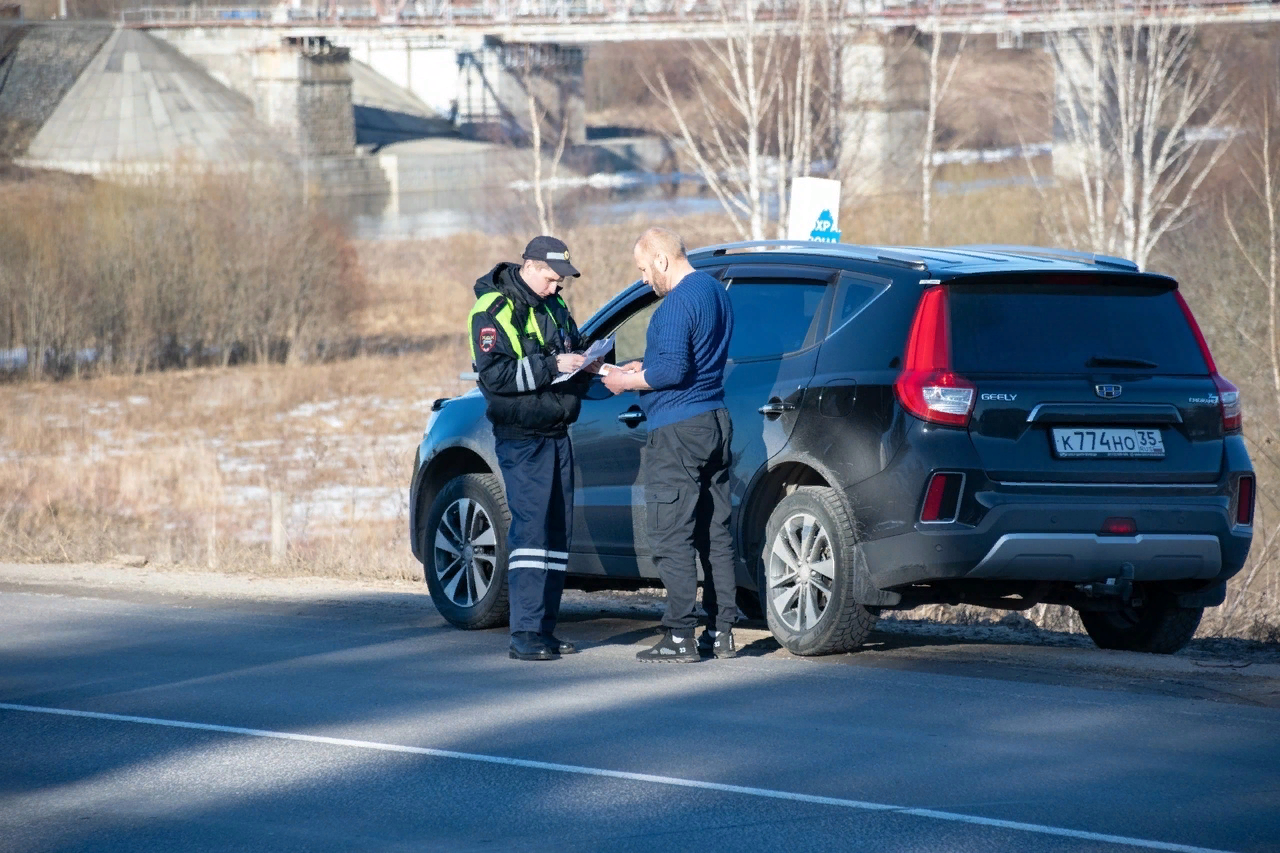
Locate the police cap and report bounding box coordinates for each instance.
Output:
[522,235,581,279]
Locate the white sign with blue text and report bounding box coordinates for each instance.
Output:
[786,177,842,244]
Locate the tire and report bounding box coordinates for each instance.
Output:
[762,486,878,656]
[1078,591,1202,655]
[421,473,511,630]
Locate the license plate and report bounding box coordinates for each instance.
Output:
[1052,428,1165,458]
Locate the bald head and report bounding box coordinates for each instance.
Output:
[634,227,686,261]
[633,228,693,296]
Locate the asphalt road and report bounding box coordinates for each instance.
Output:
[2,579,1279,853]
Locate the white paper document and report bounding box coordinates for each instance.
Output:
[552,335,614,384]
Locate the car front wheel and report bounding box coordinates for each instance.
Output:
[422,473,510,630]
[762,487,877,656]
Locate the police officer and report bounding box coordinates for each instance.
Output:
[469,236,588,661]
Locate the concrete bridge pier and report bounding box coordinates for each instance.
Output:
[250,35,387,197]
[251,36,355,158]
[837,30,926,197]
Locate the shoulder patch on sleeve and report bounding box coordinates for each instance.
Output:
[478,327,498,353]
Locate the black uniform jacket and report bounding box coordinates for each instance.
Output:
[470,262,586,440]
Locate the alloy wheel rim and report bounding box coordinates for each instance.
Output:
[766,512,835,632]
[433,497,497,607]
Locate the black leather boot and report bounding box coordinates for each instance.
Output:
[540,634,577,654]
[509,631,555,661]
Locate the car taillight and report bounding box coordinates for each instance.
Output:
[896,287,975,427]
[1237,475,1255,526]
[920,472,964,523]
[1214,374,1241,432]
[1175,292,1242,433]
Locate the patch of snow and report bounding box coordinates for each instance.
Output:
[293,486,407,525]
[224,486,270,506]
[288,400,341,418]
[932,142,1051,166]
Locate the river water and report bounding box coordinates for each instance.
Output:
[335,174,729,241]
[328,144,1050,241]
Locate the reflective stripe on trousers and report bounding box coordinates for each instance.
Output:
[495,435,574,635]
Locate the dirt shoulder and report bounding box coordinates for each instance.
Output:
[3,561,1279,709]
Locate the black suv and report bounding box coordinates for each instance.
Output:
[410,242,1254,655]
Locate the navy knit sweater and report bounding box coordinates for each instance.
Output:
[639,270,734,430]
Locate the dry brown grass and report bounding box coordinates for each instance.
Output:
[0,351,470,579]
[842,168,1051,247]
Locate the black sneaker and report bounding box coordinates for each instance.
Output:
[636,630,700,663]
[698,629,737,659]
[509,631,555,661]
[540,634,577,655]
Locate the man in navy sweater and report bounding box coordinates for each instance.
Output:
[603,228,737,662]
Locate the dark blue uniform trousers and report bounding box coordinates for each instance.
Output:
[495,435,573,635]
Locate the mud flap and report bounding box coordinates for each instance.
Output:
[850,542,902,607]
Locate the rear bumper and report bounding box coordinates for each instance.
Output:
[862,486,1252,590]
[966,532,1220,581]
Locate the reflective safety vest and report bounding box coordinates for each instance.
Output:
[468,292,566,363]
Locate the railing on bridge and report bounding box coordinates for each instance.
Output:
[118,0,1276,27]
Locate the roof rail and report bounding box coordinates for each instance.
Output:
[953,244,1140,272]
[691,240,930,272]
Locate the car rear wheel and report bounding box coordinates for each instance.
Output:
[762,487,877,656]
[422,473,510,630]
[1078,591,1202,654]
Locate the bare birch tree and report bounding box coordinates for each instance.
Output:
[521,50,570,235]
[644,0,779,241]
[1223,106,1280,429]
[643,0,841,240]
[1219,89,1280,633]
[920,21,968,244]
[1037,2,1231,269]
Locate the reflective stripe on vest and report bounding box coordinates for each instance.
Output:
[468,292,546,363]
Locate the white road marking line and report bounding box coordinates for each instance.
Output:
[0,702,1235,853]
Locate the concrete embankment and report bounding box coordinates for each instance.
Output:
[0,22,111,158]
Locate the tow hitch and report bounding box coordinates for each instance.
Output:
[1077,562,1138,603]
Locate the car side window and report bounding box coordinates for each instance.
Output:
[725,279,831,361]
[828,273,891,335]
[605,296,660,365]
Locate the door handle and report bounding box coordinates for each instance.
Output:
[758,399,796,417]
[617,410,646,427]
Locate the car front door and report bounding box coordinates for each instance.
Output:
[569,290,660,572]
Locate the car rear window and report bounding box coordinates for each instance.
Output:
[948,282,1209,375]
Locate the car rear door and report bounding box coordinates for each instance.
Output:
[720,264,839,481]
[948,276,1226,484]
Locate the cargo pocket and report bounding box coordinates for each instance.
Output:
[645,487,680,534]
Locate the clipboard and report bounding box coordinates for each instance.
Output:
[552,335,615,384]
